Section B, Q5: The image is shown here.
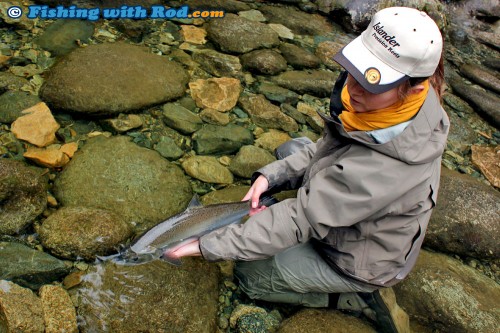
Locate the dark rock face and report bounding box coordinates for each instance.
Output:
[40,43,189,116]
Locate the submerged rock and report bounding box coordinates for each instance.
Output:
[38,206,133,261]
[182,156,234,184]
[10,102,60,148]
[0,242,69,290]
[271,70,337,97]
[207,14,279,54]
[426,168,500,259]
[189,77,242,112]
[53,136,192,233]
[39,285,78,333]
[238,94,298,132]
[240,49,288,75]
[193,124,253,155]
[0,159,47,235]
[34,20,94,56]
[278,308,376,333]
[0,91,41,124]
[279,43,321,69]
[192,49,243,78]
[72,259,219,333]
[200,186,251,205]
[394,250,500,333]
[162,103,203,134]
[230,304,280,333]
[40,43,189,115]
[229,145,276,179]
[0,280,44,332]
[260,5,334,36]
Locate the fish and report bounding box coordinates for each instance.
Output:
[98,194,277,266]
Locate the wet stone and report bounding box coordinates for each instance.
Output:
[162,103,203,134]
[271,70,337,97]
[192,49,243,78]
[193,124,253,155]
[0,280,44,333]
[182,155,234,184]
[279,43,321,69]
[39,285,78,333]
[0,159,47,235]
[257,82,300,105]
[53,136,192,233]
[238,94,298,132]
[199,108,230,125]
[200,186,250,205]
[38,206,133,261]
[40,43,189,115]
[34,20,94,56]
[229,145,276,179]
[240,49,288,76]
[154,136,184,161]
[255,130,291,154]
[206,13,280,54]
[260,5,334,36]
[10,102,60,148]
[0,242,69,290]
[0,91,41,124]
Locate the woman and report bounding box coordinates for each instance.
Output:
[166,7,449,333]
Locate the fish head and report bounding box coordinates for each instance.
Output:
[110,247,162,266]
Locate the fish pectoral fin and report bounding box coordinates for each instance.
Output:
[160,254,183,267]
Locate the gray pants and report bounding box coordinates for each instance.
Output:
[235,138,377,308]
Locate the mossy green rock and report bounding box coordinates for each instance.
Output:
[0,242,69,290]
[193,124,253,155]
[53,136,192,233]
[40,43,189,115]
[271,70,337,98]
[162,103,203,134]
[35,20,94,56]
[73,259,219,332]
[38,207,133,261]
[0,159,47,235]
[278,308,376,333]
[229,145,276,179]
[201,186,250,205]
[0,91,41,124]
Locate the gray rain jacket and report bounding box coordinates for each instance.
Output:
[199,78,449,287]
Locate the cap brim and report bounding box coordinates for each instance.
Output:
[333,36,409,94]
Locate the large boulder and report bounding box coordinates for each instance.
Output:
[426,168,500,259]
[53,136,192,233]
[40,43,189,116]
[0,242,69,290]
[38,206,133,261]
[0,159,47,235]
[72,259,219,332]
[394,250,500,333]
[206,14,280,54]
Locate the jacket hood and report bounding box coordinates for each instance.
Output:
[323,87,450,165]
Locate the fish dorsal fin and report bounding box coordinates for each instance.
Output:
[187,194,203,210]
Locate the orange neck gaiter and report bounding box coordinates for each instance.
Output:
[339,80,429,132]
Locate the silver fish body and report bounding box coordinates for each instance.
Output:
[107,196,252,266]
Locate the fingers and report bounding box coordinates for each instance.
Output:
[248,205,267,216]
[242,175,269,209]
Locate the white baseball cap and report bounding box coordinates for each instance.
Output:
[333,7,443,94]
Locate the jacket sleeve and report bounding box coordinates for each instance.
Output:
[199,149,422,261]
[257,139,318,191]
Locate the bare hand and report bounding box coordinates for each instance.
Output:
[164,239,201,259]
[243,175,269,216]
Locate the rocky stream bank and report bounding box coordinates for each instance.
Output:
[0,0,499,332]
